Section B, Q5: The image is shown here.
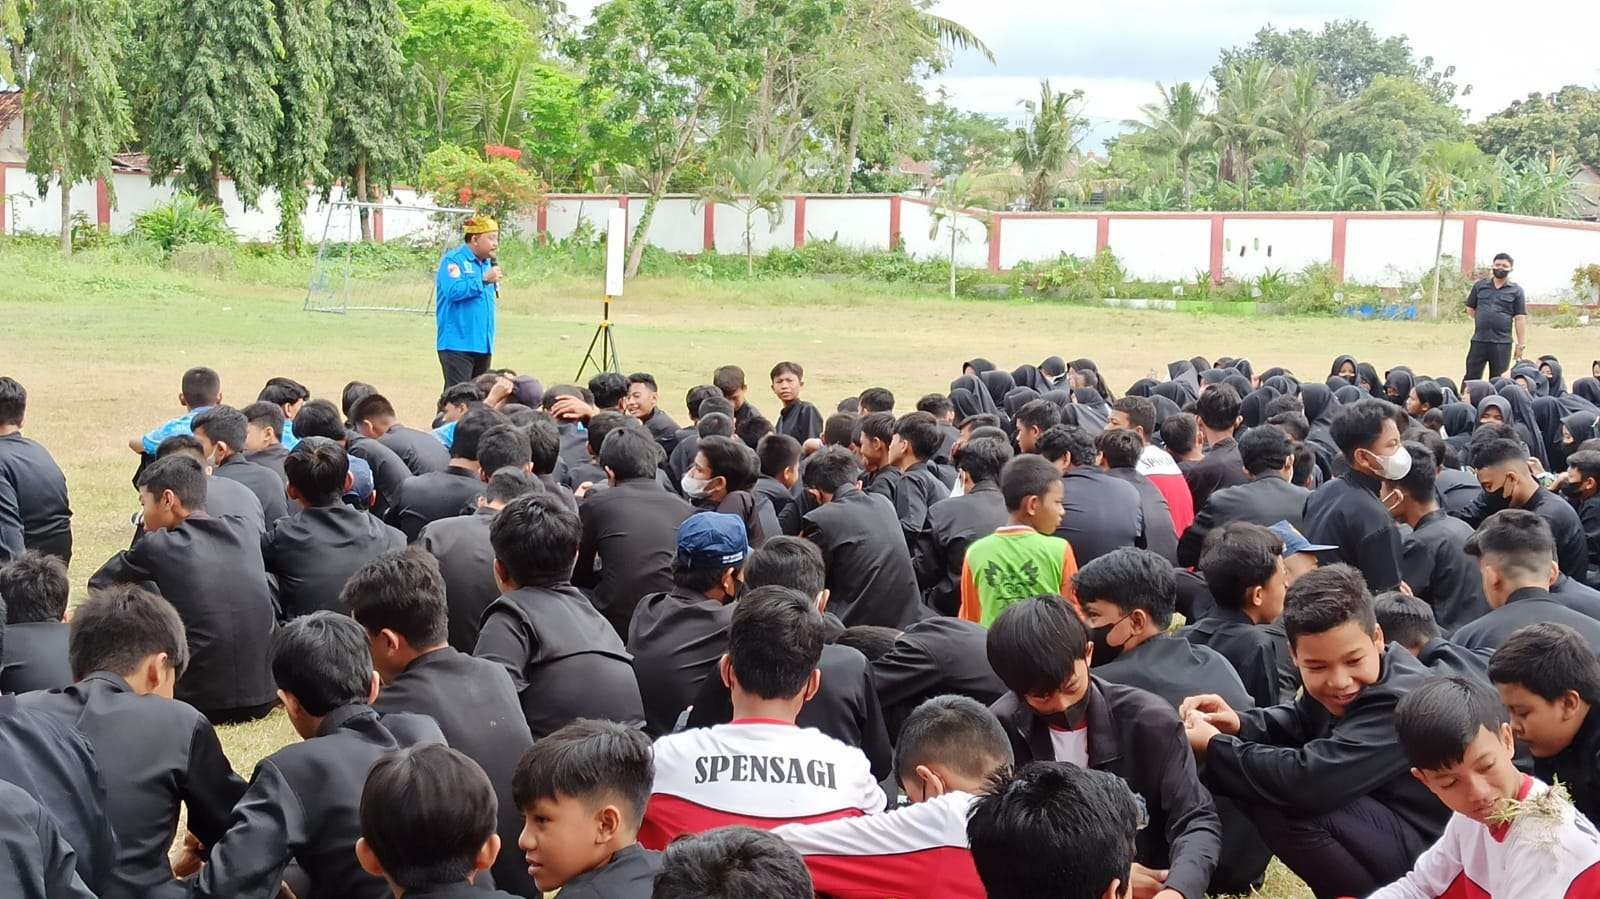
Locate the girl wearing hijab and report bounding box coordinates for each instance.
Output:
[1003,387,1040,418]
[1463,380,1494,409]
[1510,364,1549,398]
[1334,384,1367,405]
[1533,395,1569,470]
[950,375,1001,418]
[963,358,995,377]
[1011,364,1051,394]
[1384,369,1416,407]
[1040,356,1068,387]
[1127,378,1158,398]
[1223,373,1254,401]
[1562,411,1599,451]
[1440,403,1477,461]
[1574,378,1600,409]
[1070,387,1110,436]
[1329,355,1358,383]
[1231,358,1254,384]
[1240,386,1281,429]
[1262,375,1299,397]
[1153,380,1191,408]
[1355,362,1384,398]
[1539,356,1566,397]
[1498,383,1550,469]
[1189,356,1211,375]
[949,387,988,425]
[1069,359,1113,400]
[979,370,1015,408]
[1164,361,1201,402]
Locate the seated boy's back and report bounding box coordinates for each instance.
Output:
[0,552,73,693]
[0,779,96,899]
[799,447,925,628]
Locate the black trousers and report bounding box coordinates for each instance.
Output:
[439,350,491,390]
[1463,339,1512,383]
[1243,795,1432,899]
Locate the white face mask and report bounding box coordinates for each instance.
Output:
[681,472,711,499]
[1367,446,1412,481]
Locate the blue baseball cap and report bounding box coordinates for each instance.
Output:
[1269,520,1336,556]
[676,513,749,570]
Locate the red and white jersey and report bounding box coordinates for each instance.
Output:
[638,719,886,850]
[1371,777,1600,899]
[1138,444,1195,535]
[774,791,984,899]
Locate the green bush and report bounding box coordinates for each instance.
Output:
[133,194,235,253]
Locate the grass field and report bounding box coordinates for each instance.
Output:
[10,239,1589,896]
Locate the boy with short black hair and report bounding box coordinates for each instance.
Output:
[150,432,267,535]
[351,393,452,476]
[1186,384,1249,510]
[1373,590,1490,681]
[1464,436,1590,578]
[256,377,308,449]
[800,446,925,627]
[1303,397,1408,591]
[193,405,289,523]
[512,719,660,898]
[386,407,498,542]
[713,364,761,427]
[266,438,405,619]
[1370,676,1600,898]
[1162,412,1204,466]
[186,612,446,899]
[771,362,822,443]
[0,550,72,692]
[1456,509,1600,651]
[857,387,895,415]
[888,411,951,542]
[754,433,803,536]
[967,762,1142,899]
[0,376,73,567]
[1489,623,1600,826]
[1177,423,1306,566]
[476,493,643,737]
[856,411,901,498]
[653,826,813,899]
[1040,424,1146,565]
[1385,443,1489,634]
[421,469,539,654]
[290,398,379,510]
[356,744,519,898]
[774,695,1009,897]
[89,454,278,723]
[345,547,535,896]
[915,435,1012,615]
[987,596,1221,899]
[624,372,680,454]
[1098,427,1179,563]
[1184,521,1293,708]
[1012,399,1060,454]
[19,583,248,897]
[129,366,221,458]
[960,454,1078,625]
[640,586,884,848]
[241,401,290,482]
[1180,563,1448,898]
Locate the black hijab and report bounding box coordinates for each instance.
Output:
[1499,384,1550,468]
[1040,356,1068,385]
[1511,365,1549,398]
[1012,364,1050,393]
[1153,381,1191,408]
[1328,355,1358,382]
[1540,357,1566,397]
[951,375,1000,417]
[1263,375,1297,397]
[1356,362,1384,398]
[1127,378,1158,398]
[950,388,987,424]
[964,358,995,376]
[979,370,1015,407]
[1042,389,1074,411]
[1189,356,1211,374]
[1232,358,1254,382]
[1464,380,1494,408]
[1533,396,1568,470]
[1165,362,1201,402]
[1149,395,1183,428]
[1335,385,1366,405]
[1300,383,1335,425]
[1071,388,1109,436]
[1224,374,1254,400]
[1241,387,1281,429]
[1563,411,1599,447]
[1003,387,1040,417]
[1440,403,1476,438]
[1574,377,1600,408]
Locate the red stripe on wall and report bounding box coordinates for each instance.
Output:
[1331,214,1348,283]
[703,201,716,253]
[1095,215,1110,254]
[0,165,7,235]
[793,196,807,248]
[95,179,111,231]
[1208,215,1225,284]
[372,207,384,243]
[536,202,548,246]
[989,215,1003,272]
[888,195,902,251]
[1460,215,1478,277]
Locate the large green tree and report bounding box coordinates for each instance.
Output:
[1215,18,1462,102]
[918,96,1012,178]
[1210,59,1280,209]
[1128,81,1209,208]
[323,0,420,240]
[1010,80,1087,211]
[403,0,531,138]
[141,0,284,205]
[1472,86,1600,169]
[1273,64,1332,187]
[1320,75,1466,171]
[23,0,132,254]
[269,0,332,252]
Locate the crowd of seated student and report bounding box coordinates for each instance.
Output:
[10,349,1600,898]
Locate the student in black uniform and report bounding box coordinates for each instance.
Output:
[913,434,1012,616]
[387,407,498,542]
[753,433,803,536]
[800,447,926,628]
[771,362,823,443]
[1457,436,1589,579]
[1371,590,1490,681]
[713,365,762,428]
[356,744,522,898]
[653,827,812,899]
[265,438,405,619]
[422,469,539,654]
[149,434,266,536]
[1178,424,1307,566]
[89,455,277,724]
[1011,399,1060,454]
[684,435,781,546]
[627,512,749,735]
[858,387,895,415]
[563,410,626,491]
[1185,384,1249,512]
[666,388,726,483]
[1180,564,1448,899]
[0,550,72,692]
[475,493,643,737]
[287,399,378,511]
[1488,623,1600,826]
[1302,398,1407,591]
[1383,444,1488,634]
[0,781,96,899]
[1454,510,1600,651]
[858,618,1005,740]
[575,427,694,636]
[512,719,661,899]
[0,376,73,564]
[352,393,452,476]
[343,547,536,897]
[687,535,895,780]
[241,401,291,483]
[184,613,446,899]
[887,411,952,544]
[193,405,289,524]
[1561,449,1600,584]
[1184,521,1293,708]
[1039,424,1143,565]
[856,411,901,500]
[18,584,247,898]
[624,372,680,455]
[1097,428,1178,564]
[986,595,1221,899]
[523,417,577,511]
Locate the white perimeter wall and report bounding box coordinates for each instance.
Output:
[1107,218,1212,282]
[900,199,989,268]
[1222,218,1334,281]
[999,217,1098,268]
[1343,218,1463,287]
[1476,219,1600,298]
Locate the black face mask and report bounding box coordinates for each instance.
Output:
[1493,268,1512,280]
[1561,480,1586,498]
[1088,616,1131,667]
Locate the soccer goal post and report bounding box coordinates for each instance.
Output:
[303,200,477,315]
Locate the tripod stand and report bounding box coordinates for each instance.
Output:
[577,295,621,379]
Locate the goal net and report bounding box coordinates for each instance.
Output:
[303,200,476,315]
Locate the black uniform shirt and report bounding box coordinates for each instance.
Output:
[1177,475,1308,568]
[245,445,289,484]
[641,408,681,456]
[554,844,662,899]
[418,505,501,653]
[1401,511,1489,634]
[627,589,732,736]
[1184,437,1249,512]
[0,432,72,563]
[1537,706,1600,827]
[1454,586,1600,653]
[1303,469,1405,591]
[1182,609,1294,709]
[575,479,694,635]
[912,483,1007,616]
[345,432,411,517]
[0,780,96,899]
[388,466,486,542]
[776,400,824,443]
[1466,277,1526,344]
[1095,633,1253,712]
[1056,467,1144,564]
[801,486,926,628]
[213,455,288,525]
[1106,466,1179,564]
[0,621,72,694]
[264,503,405,619]
[380,424,451,476]
[869,616,1004,736]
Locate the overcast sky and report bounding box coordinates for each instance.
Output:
[565,0,1600,151]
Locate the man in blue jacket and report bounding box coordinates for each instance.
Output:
[435,216,502,390]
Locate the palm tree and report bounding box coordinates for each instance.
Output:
[1351,151,1419,211]
[1012,80,1086,210]
[1209,59,1280,209]
[1275,64,1331,188]
[1128,81,1209,208]
[696,152,790,276]
[1419,141,1487,318]
[927,171,1005,297]
[1301,153,1362,209]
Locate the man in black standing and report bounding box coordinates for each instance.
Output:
[1463,252,1527,382]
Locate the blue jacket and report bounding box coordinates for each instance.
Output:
[435,243,496,353]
